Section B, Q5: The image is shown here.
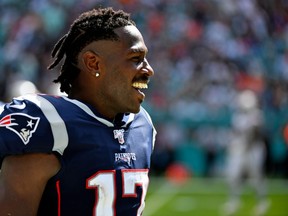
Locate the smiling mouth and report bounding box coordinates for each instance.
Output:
[132,82,148,100]
[132,82,148,89]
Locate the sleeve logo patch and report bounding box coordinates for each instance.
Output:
[0,113,40,144]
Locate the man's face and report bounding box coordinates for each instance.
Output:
[92,25,154,117]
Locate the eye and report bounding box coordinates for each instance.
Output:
[131,56,144,64]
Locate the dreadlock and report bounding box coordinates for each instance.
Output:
[47,7,136,94]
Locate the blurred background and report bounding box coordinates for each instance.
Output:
[1,0,288,215]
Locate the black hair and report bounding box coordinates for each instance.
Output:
[48,7,135,94]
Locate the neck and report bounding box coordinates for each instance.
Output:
[68,91,117,120]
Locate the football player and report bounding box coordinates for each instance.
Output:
[0,7,156,216]
[223,90,269,216]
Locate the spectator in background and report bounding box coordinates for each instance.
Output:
[223,89,269,216]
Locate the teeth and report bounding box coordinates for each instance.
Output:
[132,82,148,89]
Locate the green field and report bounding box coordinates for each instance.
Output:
[143,177,288,216]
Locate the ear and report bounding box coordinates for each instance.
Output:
[82,51,100,74]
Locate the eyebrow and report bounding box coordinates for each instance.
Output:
[128,46,148,55]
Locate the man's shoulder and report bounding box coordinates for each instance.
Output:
[136,106,154,126]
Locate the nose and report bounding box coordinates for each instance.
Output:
[142,58,154,77]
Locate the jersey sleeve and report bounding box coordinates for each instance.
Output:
[0,94,68,164]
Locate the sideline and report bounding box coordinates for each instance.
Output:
[143,181,179,216]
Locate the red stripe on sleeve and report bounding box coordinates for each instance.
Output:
[56,180,61,216]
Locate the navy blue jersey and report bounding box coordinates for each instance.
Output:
[0,94,156,216]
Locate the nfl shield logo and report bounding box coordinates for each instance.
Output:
[113,129,125,144]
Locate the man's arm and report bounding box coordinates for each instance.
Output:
[0,153,61,216]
